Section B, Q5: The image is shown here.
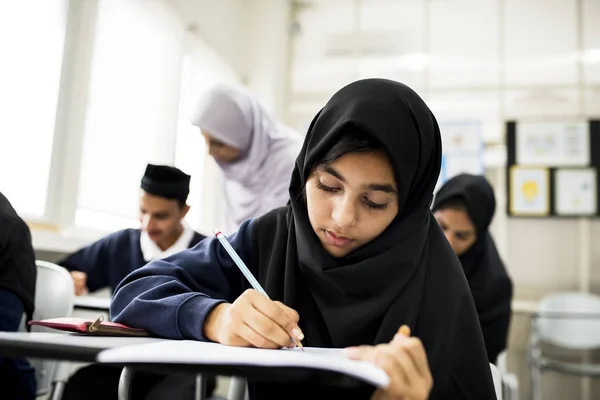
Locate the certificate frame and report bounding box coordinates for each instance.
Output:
[554,167,597,216]
[509,166,550,217]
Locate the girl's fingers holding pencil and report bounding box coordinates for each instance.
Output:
[236,322,283,349]
[245,290,302,338]
[243,305,295,347]
[205,294,292,348]
[274,301,304,340]
[211,289,301,349]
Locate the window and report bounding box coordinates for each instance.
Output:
[173,54,207,233]
[0,0,69,217]
[173,41,239,234]
[75,0,184,230]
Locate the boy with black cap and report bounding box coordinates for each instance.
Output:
[60,164,206,295]
[60,165,215,399]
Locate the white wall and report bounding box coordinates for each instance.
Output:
[241,0,293,119]
[167,0,293,118]
[166,0,247,78]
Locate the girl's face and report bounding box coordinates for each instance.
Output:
[434,208,477,256]
[201,131,242,163]
[305,151,399,258]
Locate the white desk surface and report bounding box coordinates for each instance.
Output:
[74,296,111,310]
[98,340,389,388]
[0,332,162,349]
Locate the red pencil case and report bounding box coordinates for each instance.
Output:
[28,315,150,337]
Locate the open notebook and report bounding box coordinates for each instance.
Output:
[97,340,389,388]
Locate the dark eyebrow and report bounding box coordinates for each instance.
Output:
[323,166,346,182]
[367,183,397,194]
[322,165,397,195]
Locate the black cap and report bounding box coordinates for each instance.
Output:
[140,164,191,204]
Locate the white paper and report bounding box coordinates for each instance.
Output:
[516,121,590,166]
[555,169,597,216]
[97,340,389,388]
[510,167,549,216]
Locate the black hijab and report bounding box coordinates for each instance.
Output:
[254,79,496,399]
[0,191,36,325]
[432,173,513,363]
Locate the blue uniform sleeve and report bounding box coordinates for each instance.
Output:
[110,220,255,341]
[59,235,113,292]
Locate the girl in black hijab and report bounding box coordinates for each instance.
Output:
[111,79,497,399]
[432,173,513,364]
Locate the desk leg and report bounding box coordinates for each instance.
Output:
[118,366,135,400]
[195,374,207,400]
[49,381,65,400]
[227,377,248,400]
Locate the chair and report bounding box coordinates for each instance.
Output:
[528,291,600,400]
[490,362,504,399]
[29,260,75,399]
[496,350,519,400]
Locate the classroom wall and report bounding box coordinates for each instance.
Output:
[241,0,293,120]
[166,0,246,78]
[592,222,600,292]
[166,0,292,119]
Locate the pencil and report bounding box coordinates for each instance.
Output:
[214,230,304,351]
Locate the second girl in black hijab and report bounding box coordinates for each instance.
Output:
[111,79,497,399]
[432,173,513,364]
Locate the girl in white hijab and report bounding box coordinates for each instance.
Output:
[191,84,302,233]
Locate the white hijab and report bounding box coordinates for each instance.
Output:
[191,84,302,233]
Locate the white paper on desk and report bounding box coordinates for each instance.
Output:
[97,340,389,388]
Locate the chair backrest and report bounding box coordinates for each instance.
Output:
[496,350,508,374]
[535,291,600,350]
[29,260,75,395]
[490,362,503,400]
[494,351,518,400]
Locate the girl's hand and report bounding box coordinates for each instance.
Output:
[345,327,432,400]
[203,289,303,349]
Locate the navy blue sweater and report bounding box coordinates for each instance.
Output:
[61,228,205,293]
[110,221,254,339]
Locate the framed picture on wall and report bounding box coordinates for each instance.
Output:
[509,166,550,216]
[515,121,590,166]
[554,168,597,216]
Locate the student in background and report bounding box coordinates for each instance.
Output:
[112,79,496,399]
[191,83,302,233]
[60,164,206,295]
[432,173,513,364]
[0,191,37,399]
[61,165,214,399]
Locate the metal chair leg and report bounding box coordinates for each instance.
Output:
[195,374,207,400]
[227,377,248,400]
[530,365,542,400]
[118,366,135,400]
[48,380,66,400]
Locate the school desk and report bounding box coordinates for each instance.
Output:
[73,295,111,311]
[0,332,165,400]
